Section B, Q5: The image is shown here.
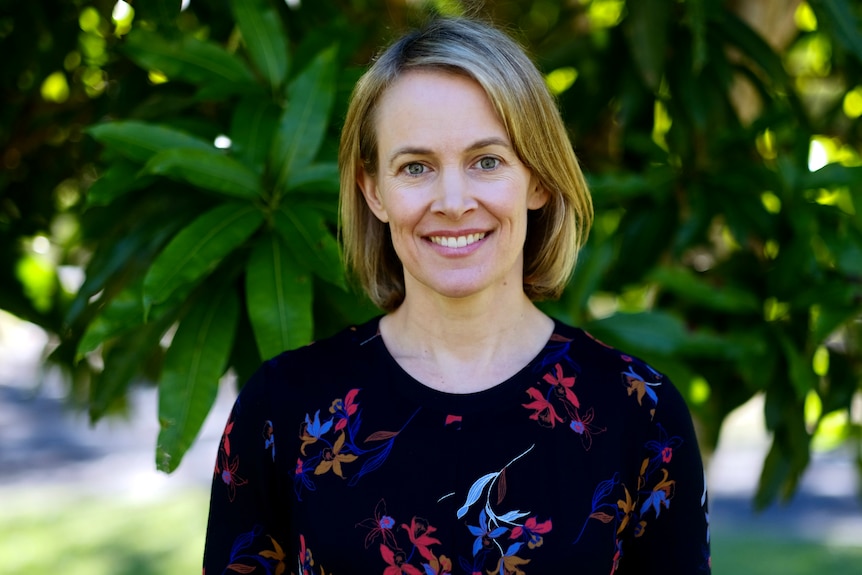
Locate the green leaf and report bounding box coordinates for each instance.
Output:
[810,0,862,65]
[245,233,313,360]
[797,163,862,190]
[776,330,816,399]
[143,202,264,309]
[623,0,670,91]
[142,148,263,200]
[714,11,790,89]
[230,96,280,174]
[122,29,257,88]
[274,205,345,288]
[649,266,761,313]
[76,284,146,361]
[230,0,290,90]
[685,0,708,72]
[584,311,686,357]
[89,310,176,421]
[156,283,239,472]
[86,161,155,207]
[285,162,340,193]
[88,121,213,164]
[272,45,338,191]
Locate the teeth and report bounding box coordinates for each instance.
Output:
[430,233,486,248]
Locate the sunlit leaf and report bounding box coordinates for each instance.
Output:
[157,283,239,472]
[142,148,263,199]
[87,121,213,164]
[271,45,338,191]
[245,232,313,360]
[143,202,264,310]
[230,0,290,90]
[122,29,257,89]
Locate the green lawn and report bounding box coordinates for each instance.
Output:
[2,486,860,574]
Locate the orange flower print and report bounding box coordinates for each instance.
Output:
[380,544,424,575]
[258,535,286,575]
[616,486,635,534]
[313,431,358,478]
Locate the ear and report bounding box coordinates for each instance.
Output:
[527,176,550,210]
[357,166,390,223]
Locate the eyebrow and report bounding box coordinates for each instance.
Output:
[386,137,512,167]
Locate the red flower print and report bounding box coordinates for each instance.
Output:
[444,414,462,428]
[543,363,579,409]
[221,417,234,456]
[661,446,673,463]
[402,516,442,563]
[380,544,424,575]
[509,516,552,549]
[330,388,360,431]
[522,387,563,428]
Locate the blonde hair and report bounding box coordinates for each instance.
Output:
[339,17,593,311]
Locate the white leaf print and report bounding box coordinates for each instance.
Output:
[456,472,499,519]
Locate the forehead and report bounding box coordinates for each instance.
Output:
[371,69,508,148]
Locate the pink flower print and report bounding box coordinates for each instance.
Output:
[543,363,580,409]
[380,544,424,575]
[357,499,399,549]
[330,388,359,431]
[568,407,605,450]
[402,516,442,563]
[217,451,247,502]
[661,446,673,463]
[522,387,564,428]
[509,516,552,549]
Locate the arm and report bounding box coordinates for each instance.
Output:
[617,378,711,574]
[202,366,288,575]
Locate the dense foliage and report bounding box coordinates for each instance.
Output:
[2,0,861,507]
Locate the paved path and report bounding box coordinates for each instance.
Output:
[2,312,861,547]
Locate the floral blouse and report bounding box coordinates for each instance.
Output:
[203,317,711,574]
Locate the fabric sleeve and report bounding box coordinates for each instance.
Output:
[202,364,288,575]
[617,377,711,574]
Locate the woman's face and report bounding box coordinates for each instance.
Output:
[358,69,548,304]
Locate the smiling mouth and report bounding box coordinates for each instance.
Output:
[428,232,487,248]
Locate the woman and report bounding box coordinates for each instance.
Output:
[203,16,711,575]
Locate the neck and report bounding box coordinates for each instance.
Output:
[380,290,553,393]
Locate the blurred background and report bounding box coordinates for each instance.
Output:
[1,0,862,573]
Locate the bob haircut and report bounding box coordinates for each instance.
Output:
[339,16,593,311]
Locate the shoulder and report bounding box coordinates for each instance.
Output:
[551,319,689,419]
[236,316,384,407]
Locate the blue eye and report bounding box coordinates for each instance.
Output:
[405,163,425,176]
[478,157,499,170]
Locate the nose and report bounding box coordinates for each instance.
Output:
[431,168,477,219]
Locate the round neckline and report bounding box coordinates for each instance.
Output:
[362,315,572,415]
